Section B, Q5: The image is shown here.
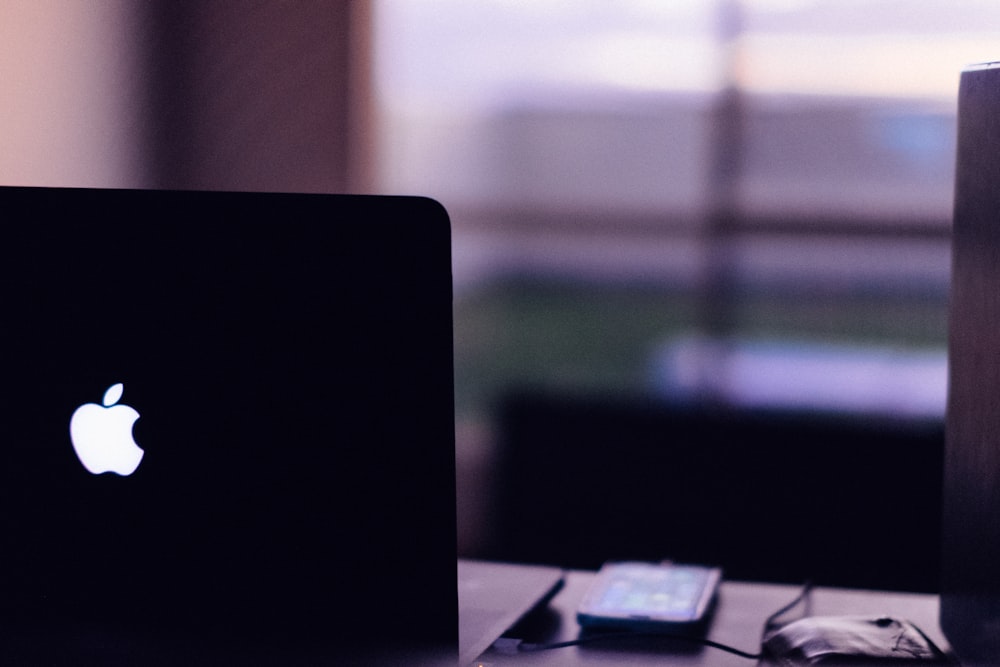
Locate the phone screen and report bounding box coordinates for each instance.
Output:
[577,561,721,629]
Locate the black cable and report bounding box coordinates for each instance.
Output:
[763,580,813,630]
[509,581,815,660]
[518,630,764,659]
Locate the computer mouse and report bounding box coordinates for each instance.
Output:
[761,615,949,664]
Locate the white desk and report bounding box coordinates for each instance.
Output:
[470,569,950,666]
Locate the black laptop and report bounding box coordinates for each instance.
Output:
[0,187,457,664]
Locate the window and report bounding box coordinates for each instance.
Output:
[374,1,998,553]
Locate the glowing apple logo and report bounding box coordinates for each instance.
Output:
[69,383,144,476]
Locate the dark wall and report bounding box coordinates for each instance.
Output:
[140,2,369,193]
[491,390,944,593]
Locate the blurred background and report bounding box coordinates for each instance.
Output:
[0,1,995,570]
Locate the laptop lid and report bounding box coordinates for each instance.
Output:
[943,61,1000,665]
[0,187,457,664]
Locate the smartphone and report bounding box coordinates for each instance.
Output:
[577,561,722,631]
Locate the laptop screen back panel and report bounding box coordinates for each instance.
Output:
[0,188,456,663]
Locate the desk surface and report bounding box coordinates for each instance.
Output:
[471,568,950,666]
